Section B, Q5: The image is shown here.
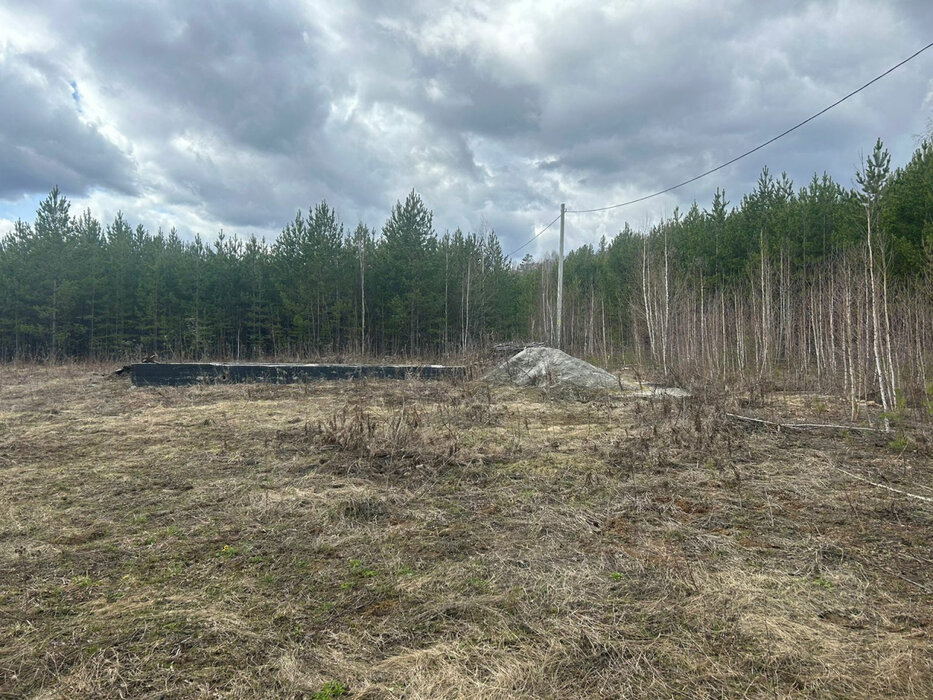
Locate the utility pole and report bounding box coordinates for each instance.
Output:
[556,202,565,349]
[359,228,366,354]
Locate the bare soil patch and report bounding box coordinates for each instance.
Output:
[1,364,931,698]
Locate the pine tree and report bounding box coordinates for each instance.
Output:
[32,187,77,357]
[377,190,439,354]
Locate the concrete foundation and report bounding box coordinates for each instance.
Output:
[129,362,467,386]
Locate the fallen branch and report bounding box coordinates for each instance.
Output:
[829,464,933,505]
[725,413,883,433]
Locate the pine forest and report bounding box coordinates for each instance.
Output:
[3,137,933,419]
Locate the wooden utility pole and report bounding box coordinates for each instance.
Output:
[360,232,366,354]
[556,203,565,349]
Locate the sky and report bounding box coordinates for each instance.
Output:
[1,0,931,260]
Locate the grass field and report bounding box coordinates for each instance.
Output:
[1,363,932,698]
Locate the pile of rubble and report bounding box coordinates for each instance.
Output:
[484,346,635,392]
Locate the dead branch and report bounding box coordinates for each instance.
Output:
[827,464,933,505]
[725,413,883,433]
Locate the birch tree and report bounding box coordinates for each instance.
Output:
[856,138,893,429]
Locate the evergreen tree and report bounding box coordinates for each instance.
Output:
[32,187,76,357]
[376,190,440,354]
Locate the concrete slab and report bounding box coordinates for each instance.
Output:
[129,362,466,386]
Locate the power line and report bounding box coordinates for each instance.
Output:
[567,39,933,215]
[506,212,561,258]
[505,40,932,256]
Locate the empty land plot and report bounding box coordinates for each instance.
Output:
[1,363,932,698]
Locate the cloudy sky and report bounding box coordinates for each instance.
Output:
[1,1,931,259]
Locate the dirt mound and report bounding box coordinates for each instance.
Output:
[484,346,635,392]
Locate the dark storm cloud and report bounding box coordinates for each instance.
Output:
[407,53,542,137]
[16,0,333,153]
[528,4,888,180]
[0,1,931,255]
[0,0,341,228]
[0,51,137,199]
[504,1,929,206]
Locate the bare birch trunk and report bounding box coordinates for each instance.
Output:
[866,210,891,430]
[663,229,670,375]
[642,237,655,361]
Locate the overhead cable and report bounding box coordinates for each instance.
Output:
[506,213,562,258]
[566,39,933,214]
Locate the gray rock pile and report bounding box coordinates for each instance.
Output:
[484,346,635,392]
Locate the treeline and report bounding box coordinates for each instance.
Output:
[545,138,933,418]
[2,138,932,412]
[0,190,523,358]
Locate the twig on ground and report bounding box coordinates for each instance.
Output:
[825,464,933,505]
[725,413,884,433]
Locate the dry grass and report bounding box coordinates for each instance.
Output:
[1,362,931,698]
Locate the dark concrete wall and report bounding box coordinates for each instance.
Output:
[129,363,466,386]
